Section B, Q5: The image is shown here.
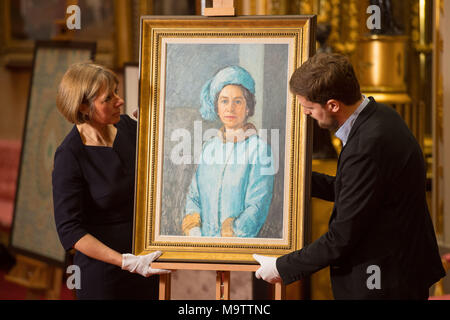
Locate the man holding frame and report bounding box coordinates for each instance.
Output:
[254,52,445,300]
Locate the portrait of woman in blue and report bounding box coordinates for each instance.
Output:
[182,66,275,238]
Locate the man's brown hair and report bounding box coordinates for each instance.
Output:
[289,53,361,106]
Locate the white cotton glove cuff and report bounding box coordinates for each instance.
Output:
[253,254,281,284]
[121,251,170,277]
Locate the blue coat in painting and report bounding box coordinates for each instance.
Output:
[184,131,274,237]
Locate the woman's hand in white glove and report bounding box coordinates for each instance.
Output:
[121,251,171,277]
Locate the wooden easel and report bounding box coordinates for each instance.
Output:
[203,0,236,17]
[152,262,286,300]
[4,254,63,300]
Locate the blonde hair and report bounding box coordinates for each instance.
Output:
[56,62,118,124]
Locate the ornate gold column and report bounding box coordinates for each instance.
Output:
[357,36,408,93]
[355,35,419,144]
[433,0,444,239]
[114,0,133,68]
[298,0,362,55]
[410,0,434,149]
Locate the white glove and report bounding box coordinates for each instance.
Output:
[253,254,281,284]
[122,251,171,277]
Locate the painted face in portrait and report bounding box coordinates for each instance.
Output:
[217,84,248,130]
[199,65,255,123]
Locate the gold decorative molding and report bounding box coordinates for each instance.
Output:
[333,0,359,54]
[436,73,443,143]
[267,0,288,14]
[114,0,133,68]
[1,0,121,68]
[299,0,358,54]
[135,15,315,264]
[237,0,357,55]
[300,0,314,14]
[357,35,408,93]
[433,0,444,237]
[317,0,333,24]
[411,0,433,53]
[411,0,420,45]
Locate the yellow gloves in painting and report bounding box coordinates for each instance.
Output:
[182,214,235,237]
[182,212,201,236]
[221,217,235,237]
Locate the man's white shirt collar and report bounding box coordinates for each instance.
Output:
[335,96,370,146]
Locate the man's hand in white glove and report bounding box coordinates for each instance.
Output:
[122,251,171,277]
[253,254,281,284]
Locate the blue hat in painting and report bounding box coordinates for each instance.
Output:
[200,65,255,121]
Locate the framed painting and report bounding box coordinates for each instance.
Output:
[9,41,96,266]
[134,15,315,264]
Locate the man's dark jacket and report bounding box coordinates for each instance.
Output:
[277,97,445,299]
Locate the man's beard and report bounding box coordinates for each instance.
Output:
[317,117,339,132]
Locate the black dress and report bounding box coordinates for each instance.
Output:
[52,115,158,299]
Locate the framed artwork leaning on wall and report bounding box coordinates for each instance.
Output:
[10,41,96,266]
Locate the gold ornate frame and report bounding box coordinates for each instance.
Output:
[134,15,315,264]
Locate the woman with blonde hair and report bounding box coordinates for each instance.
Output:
[53,62,169,299]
